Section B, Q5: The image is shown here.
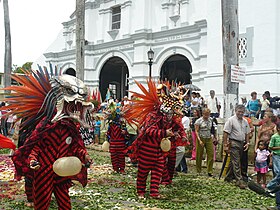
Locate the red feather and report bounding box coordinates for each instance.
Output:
[0,134,16,150]
[0,69,51,125]
[123,79,160,126]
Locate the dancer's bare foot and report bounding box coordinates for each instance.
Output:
[137,194,145,199]
[119,170,126,175]
[150,194,162,199]
[25,202,34,207]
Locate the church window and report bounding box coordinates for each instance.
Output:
[111,6,121,30]
[238,37,247,58]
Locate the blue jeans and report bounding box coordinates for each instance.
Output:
[267,155,280,191]
[267,154,280,209]
[176,154,188,172]
[276,191,280,210]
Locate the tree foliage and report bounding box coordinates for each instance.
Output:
[12,62,33,74]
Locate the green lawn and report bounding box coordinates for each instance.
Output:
[0,149,275,210]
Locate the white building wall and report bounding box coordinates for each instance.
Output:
[37,0,280,102]
[203,0,223,98]
[277,1,280,69]
[243,1,275,69]
[86,8,96,43]
[188,0,206,25]
[238,0,279,97]
[121,1,132,37]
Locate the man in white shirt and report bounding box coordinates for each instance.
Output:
[191,92,199,108]
[108,96,114,104]
[223,104,250,189]
[182,115,190,130]
[205,90,221,118]
[123,96,130,106]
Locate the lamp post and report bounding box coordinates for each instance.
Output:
[147,48,154,78]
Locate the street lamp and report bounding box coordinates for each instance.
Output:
[147,48,154,78]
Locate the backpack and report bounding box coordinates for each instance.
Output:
[210,117,217,135]
[215,97,221,112]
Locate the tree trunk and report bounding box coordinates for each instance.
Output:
[3,0,12,92]
[221,0,239,119]
[75,0,85,81]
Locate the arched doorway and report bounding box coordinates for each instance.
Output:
[160,54,192,84]
[64,68,76,77]
[99,57,129,101]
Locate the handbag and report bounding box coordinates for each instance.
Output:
[216,97,221,112]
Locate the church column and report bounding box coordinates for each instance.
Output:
[180,0,190,26]
[161,1,170,30]
[121,1,132,37]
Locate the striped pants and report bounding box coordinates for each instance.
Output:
[24,173,34,202]
[33,170,72,210]
[110,150,125,172]
[137,150,164,197]
[161,147,176,184]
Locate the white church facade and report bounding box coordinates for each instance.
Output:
[37,0,280,101]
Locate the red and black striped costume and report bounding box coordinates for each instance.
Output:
[122,79,188,198]
[107,122,127,173]
[24,172,34,203]
[13,119,88,210]
[161,116,187,185]
[136,111,166,198]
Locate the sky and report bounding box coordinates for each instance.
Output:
[0,0,76,71]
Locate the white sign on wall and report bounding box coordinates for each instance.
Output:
[231,65,246,84]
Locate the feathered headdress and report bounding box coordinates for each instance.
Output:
[123,79,160,126]
[1,64,93,139]
[123,79,188,126]
[1,65,55,138]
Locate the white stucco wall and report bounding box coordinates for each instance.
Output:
[238,0,280,97]
[36,0,280,101]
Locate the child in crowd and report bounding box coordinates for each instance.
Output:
[115,99,122,112]
[255,140,270,187]
[94,116,101,145]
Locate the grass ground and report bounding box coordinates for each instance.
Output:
[0,149,275,210]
